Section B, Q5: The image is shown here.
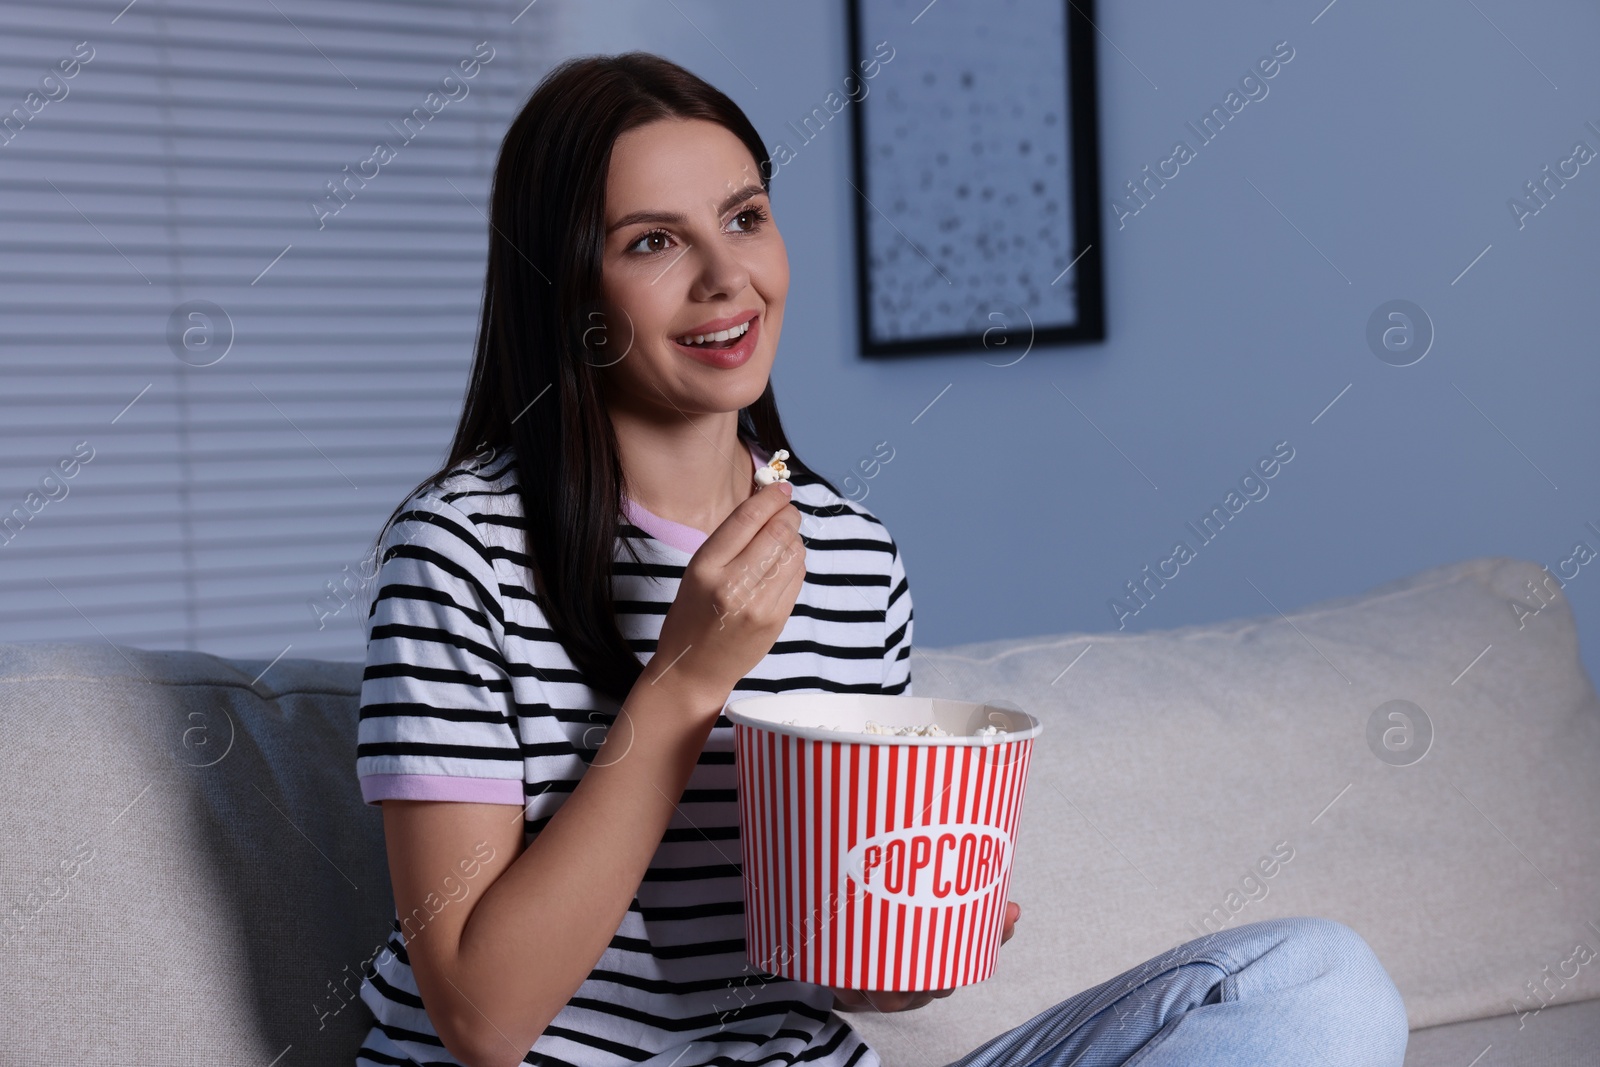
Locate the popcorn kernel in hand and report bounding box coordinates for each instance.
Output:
[754,448,792,487]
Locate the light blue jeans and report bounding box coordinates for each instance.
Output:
[942,917,1409,1067]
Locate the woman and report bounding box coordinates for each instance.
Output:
[352,52,1409,1067]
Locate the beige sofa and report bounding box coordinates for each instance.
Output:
[2,555,1596,1065]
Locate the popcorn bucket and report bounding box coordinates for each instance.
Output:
[723,694,1042,992]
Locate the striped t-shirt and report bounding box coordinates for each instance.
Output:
[354,439,913,1067]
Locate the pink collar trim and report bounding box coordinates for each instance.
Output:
[621,440,768,555]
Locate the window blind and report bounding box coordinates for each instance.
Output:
[0,0,558,662]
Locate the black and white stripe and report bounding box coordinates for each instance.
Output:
[355,445,912,1067]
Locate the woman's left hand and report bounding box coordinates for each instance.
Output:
[828,901,1021,1013]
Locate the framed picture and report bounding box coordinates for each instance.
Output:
[845,0,1104,358]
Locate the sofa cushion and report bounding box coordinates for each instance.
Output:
[0,641,384,1064]
[1402,998,1600,1067]
[845,556,1600,1066]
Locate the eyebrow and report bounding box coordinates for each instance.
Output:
[606,183,767,236]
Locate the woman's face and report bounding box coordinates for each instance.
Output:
[597,117,788,419]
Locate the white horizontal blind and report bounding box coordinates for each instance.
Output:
[0,0,557,661]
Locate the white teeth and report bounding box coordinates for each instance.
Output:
[676,319,750,346]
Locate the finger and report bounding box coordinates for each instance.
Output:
[737,521,806,612]
[877,990,915,1013]
[726,504,802,588]
[834,988,869,1012]
[770,536,808,600]
[754,510,804,571]
[694,480,795,570]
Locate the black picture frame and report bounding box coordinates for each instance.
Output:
[845,0,1105,358]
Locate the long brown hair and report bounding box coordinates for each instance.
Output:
[372,52,839,705]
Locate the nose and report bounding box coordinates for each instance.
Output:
[684,238,750,302]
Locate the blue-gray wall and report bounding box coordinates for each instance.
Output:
[563,1,1600,685]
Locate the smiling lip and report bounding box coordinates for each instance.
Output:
[676,309,759,338]
[671,312,760,369]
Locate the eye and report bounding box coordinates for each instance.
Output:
[626,228,673,256]
[729,205,770,233]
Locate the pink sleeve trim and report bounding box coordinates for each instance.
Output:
[361,773,525,807]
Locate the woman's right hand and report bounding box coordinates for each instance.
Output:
[647,479,807,709]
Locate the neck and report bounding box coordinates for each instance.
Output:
[608,403,756,536]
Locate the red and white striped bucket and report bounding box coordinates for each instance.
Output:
[724,694,1041,992]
